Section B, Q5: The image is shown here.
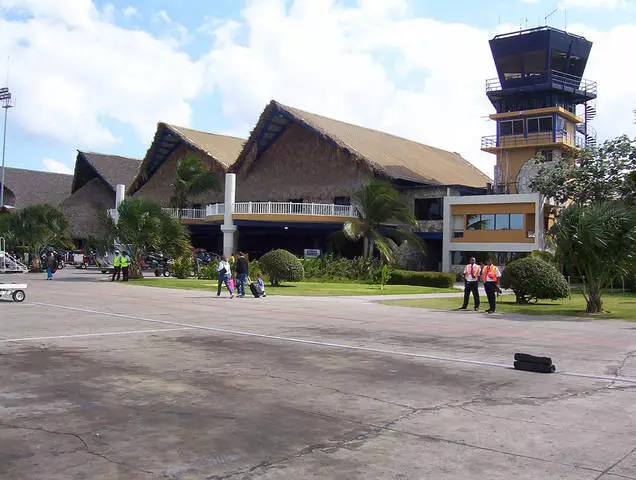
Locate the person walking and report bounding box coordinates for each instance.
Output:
[235,252,249,298]
[216,256,234,298]
[111,250,122,281]
[45,252,56,280]
[482,258,502,313]
[121,251,131,282]
[458,257,481,311]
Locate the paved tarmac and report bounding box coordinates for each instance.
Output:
[0,268,634,479]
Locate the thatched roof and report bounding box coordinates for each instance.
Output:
[1,167,72,208]
[233,101,491,188]
[128,122,246,195]
[72,151,141,194]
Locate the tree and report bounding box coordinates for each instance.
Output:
[1,204,73,269]
[548,202,636,313]
[170,153,220,213]
[500,256,570,304]
[343,179,423,263]
[101,198,191,278]
[531,135,636,206]
[259,249,304,286]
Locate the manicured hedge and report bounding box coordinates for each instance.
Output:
[388,270,455,288]
[259,249,304,286]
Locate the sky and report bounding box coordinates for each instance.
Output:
[0,0,635,179]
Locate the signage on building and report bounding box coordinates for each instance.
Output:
[304,249,321,258]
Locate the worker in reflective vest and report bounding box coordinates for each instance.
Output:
[111,251,122,282]
[482,258,502,313]
[120,252,130,282]
[458,257,481,311]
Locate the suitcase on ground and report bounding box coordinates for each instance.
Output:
[514,353,553,365]
[249,282,264,298]
[514,361,556,373]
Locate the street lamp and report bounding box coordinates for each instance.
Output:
[0,87,13,208]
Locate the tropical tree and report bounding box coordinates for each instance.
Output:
[548,201,636,313]
[101,198,191,278]
[1,204,73,269]
[170,153,221,213]
[343,179,423,263]
[531,135,636,206]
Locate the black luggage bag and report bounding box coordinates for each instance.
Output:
[249,281,264,298]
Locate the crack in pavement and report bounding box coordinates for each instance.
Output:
[0,422,155,476]
[609,350,636,388]
[594,447,636,480]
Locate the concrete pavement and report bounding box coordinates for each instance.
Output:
[0,268,634,479]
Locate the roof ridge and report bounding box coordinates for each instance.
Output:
[164,123,246,142]
[79,151,141,162]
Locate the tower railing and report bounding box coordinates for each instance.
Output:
[486,70,597,97]
[481,131,578,149]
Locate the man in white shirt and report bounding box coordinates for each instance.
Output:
[458,257,481,311]
[216,256,235,298]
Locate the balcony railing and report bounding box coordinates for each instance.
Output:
[206,202,358,218]
[486,70,597,97]
[481,131,578,150]
[162,208,206,219]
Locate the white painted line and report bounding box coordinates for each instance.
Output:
[1,327,196,342]
[27,301,636,385]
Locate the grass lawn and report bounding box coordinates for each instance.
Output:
[382,292,636,321]
[130,278,456,296]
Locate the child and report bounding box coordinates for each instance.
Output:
[257,272,266,297]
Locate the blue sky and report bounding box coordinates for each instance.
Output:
[0,0,635,178]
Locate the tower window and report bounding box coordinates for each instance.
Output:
[499,119,524,136]
[527,116,553,134]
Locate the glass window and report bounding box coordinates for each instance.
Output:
[539,117,553,132]
[551,49,568,72]
[481,214,495,230]
[414,198,443,220]
[499,121,512,136]
[510,214,524,230]
[499,120,523,136]
[523,49,547,76]
[466,215,482,230]
[452,215,464,230]
[495,214,510,230]
[556,116,566,132]
[527,118,539,133]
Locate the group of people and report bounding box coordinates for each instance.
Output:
[458,257,502,313]
[111,250,131,282]
[216,252,265,298]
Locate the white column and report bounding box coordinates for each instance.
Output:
[116,184,126,208]
[535,192,545,250]
[442,196,451,272]
[221,173,237,257]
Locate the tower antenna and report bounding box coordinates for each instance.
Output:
[564,8,567,30]
[545,8,557,26]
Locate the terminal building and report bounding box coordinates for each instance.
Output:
[442,26,596,272]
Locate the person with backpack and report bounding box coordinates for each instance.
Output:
[216,256,234,298]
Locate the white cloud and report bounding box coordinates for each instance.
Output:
[123,6,137,17]
[559,0,628,8]
[0,0,203,148]
[42,157,73,174]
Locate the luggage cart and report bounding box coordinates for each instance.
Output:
[0,283,27,302]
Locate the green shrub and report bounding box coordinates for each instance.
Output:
[372,264,392,290]
[248,259,261,278]
[197,264,218,280]
[259,249,304,286]
[171,255,193,279]
[500,256,570,304]
[302,254,379,281]
[388,270,455,288]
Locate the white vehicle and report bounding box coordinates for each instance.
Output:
[0,283,27,302]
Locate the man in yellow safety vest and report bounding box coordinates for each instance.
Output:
[482,258,502,313]
[458,257,481,311]
[111,251,122,282]
[121,251,130,282]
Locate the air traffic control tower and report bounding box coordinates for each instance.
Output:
[481,26,597,194]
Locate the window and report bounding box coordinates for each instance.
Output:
[414,198,443,220]
[334,196,350,206]
[465,213,524,231]
[499,119,524,136]
[536,150,553,162]
[527,116,553,134]
[452,215,464,237]
[510,214,524,230]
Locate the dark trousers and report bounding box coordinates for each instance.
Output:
[236,273,248,296]
[484,282,498,312]
[111,266,121,281]
[122,266,129,282]
[461,281,480,309]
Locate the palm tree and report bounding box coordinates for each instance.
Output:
[170,153,221,215]
[549,201,636,313]
[101,198,191,278]
[343,179,423,263]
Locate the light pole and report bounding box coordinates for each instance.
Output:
[0,87,13,208]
